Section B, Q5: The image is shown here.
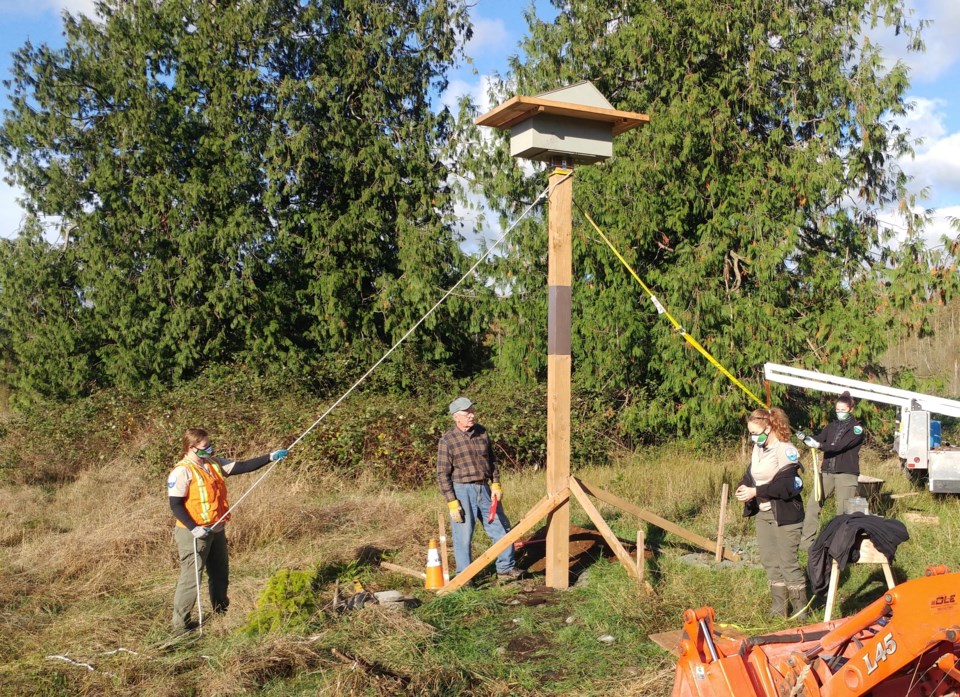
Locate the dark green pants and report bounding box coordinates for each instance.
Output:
[754,509,803,586]
[800,472,859,552]
[172,526,229,631]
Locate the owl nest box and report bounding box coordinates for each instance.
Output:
[475,81,649,165]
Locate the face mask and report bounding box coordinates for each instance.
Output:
[836,411,851,421]
[196,446,214,459]
[751,432,768,446]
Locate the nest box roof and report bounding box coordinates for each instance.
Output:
[475,81,649,137]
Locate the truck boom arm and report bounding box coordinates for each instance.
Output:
[763,363,960,418]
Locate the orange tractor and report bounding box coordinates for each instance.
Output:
[672,565,960,696]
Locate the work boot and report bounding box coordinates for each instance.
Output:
[497,568,525,584]
[788,585,810,622]
[769,583,788,618]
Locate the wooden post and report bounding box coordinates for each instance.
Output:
[715,483,728,563]
[636,528,645,584]
[437,510,450,582]
[545,165,573,590]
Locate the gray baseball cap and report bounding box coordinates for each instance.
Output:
[448,397,474,415]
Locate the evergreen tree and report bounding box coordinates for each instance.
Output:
[456,0,959,439]
[0,0,478,397]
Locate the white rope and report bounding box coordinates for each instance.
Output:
[45,648,149,676]
[210,178,563,526]
[787,662,812,696]
[194,537,204,633]
[45,654,115,677]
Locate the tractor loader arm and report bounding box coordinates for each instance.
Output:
[671,566,960,697]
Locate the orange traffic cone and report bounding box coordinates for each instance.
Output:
[424,539,444,590]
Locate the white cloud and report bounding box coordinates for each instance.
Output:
[439,74,498,116]
[466,17,511,56]
[51,0,97,15]
[0,0,96,19]
[905,0,960,83]
[925,205,960,244]
[895,97,960,205]
[907,131,960,201]
[901,96,947,142]
[0,178,28,240]
[876,0,960,83]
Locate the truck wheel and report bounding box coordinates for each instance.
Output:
[900,460,927,487]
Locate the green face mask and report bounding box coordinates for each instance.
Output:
[196,446,214,459]
[751,432,768,446]
[836,411,851,421]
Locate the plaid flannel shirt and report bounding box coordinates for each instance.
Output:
[436,424,498,502]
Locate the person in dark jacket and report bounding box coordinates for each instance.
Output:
[798,391,864,552]
[736,407,807,619]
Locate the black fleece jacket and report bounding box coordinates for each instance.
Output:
[813,417,864,475]
[738,462,805,526]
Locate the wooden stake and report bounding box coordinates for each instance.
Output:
[437,510,450,582]
[715,483,728,563]
[637,529,645,584]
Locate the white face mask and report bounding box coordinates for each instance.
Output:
[750,432,768,446]
[836,411,851,421]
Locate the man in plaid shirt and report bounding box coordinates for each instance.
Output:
[438,397,521,582]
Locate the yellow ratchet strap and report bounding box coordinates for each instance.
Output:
[578,207,767,410]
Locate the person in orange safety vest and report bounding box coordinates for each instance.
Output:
[167,427,288,634]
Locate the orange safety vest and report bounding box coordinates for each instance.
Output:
[172,458,232,529]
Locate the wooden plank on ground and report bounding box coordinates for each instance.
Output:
[437,490,570,595]
[903,512,940,525]
[575,477,741,562]
[568,477,638,579]
[380,561,426,580]
[648,629,685,657]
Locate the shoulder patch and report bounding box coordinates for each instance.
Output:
[854,425,863,435]
[785,445,799,462]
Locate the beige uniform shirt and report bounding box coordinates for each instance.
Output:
[750,440,800,511]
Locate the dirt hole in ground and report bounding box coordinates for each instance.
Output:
[516,525,643,575]
[506,633,553,661]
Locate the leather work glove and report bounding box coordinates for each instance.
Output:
[448,500,465,524]
[270,449,289,461]
[490,482,502,502]
[803,436,820,449]
[191,526,211,539]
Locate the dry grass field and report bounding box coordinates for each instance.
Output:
[2,419,958,696]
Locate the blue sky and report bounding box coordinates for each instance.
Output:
[1,0,959,246]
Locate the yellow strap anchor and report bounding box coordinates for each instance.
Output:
[577,206,768,410]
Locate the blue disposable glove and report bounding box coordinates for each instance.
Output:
[270,449,289,461]
[191,526,211,539]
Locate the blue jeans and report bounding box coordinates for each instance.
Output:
[451,482,516,574]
